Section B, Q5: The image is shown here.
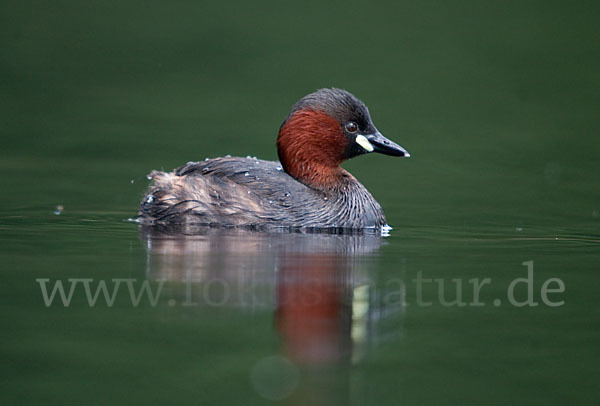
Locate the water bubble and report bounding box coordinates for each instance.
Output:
[204,157,209,161]
[146,195,154,204]
[130,179,135,184]
[246,155,252,159]
[250,356,299,401]
[225,154,231,158]
[53,205,64,215]
[516,227,523,232]
[146,175,152,180]
[276,166,283,171]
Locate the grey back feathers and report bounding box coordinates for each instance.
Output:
[139,157,386,230]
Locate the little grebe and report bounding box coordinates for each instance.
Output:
[138,88,409,230]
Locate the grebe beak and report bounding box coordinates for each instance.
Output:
[358,132,410,157]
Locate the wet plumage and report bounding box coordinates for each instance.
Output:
[141,157,385,228]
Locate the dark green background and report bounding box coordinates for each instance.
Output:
[1,1,599,404]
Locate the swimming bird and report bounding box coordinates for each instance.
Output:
[138,88,409,230]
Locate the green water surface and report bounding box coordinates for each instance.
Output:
[1,1,599,405]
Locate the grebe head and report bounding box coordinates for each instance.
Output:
[277,88,409,188]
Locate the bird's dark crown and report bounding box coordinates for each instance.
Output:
[284,88,377,135]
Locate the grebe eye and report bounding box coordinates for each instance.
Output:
[345,122,358,133]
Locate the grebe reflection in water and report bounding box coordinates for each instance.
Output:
[141,227,405,365]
